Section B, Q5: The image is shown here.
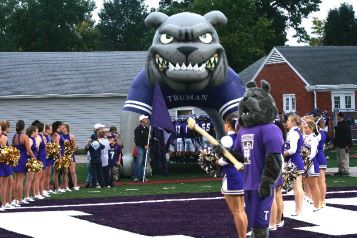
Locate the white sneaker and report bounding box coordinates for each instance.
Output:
[5,203,15,209]
[269,225,277,231]
[11,200,21,207]
[96,185,101,189]
[21,199,29,204]
[48,189,56,194]
[57,189,66,193]
[42,193,51,198]
[246,231,252,237]
[26,197,35,202]
[35,195,45,200]
[73,186,80,191]
[276,220,285,228]
[65,187,72,192]
[0,206,5,212]
[42,190,49,195]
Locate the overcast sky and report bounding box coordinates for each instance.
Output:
[93,0,357,46]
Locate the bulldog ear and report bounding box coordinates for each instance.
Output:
[204,11,227,26]
[261,80,271,93]
[145,12,169,27]
[246,81,257,88]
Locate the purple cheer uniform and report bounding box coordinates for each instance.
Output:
[285,127,304,173]
[13,132,29,173]
[0,133,12,177]
[234,123,283,228]
[316,129,327,169]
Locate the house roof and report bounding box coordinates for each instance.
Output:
[238,56,266,85]
[239,46,357,87]
[0,51,147,98]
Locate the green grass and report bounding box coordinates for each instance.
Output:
[326,146,357,168]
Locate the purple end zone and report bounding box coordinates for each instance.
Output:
[2,187,357,238]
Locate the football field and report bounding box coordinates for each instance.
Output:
[1,187,357,238]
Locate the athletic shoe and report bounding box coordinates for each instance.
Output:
[269,225,277,231]
[73,186,80,191]
[42,193,51,198]
[35,195,45,200]
[133,178,139,182]
[65,187,72,192]
[291,212,300,216]
[20,199,29,204]
[341,171,350,176]
[5,203,15,209]
[313,207,321,212]
[48,189,57,194]
[25,197,35,202]
[0,206,5,212]
[57,189,66,193]
[42,190,49,196]
[276,220,285,228]
[96,185,101,189]
[246,231,252,237]
[11,200,21,207]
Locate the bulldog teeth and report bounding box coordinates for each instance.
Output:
[169,62,174,71]
[193,64,199,71]
[187,63,193,70]
[175,63,180,70]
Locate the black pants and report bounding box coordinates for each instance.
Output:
[102,166,109,187]
[91,159,104,187]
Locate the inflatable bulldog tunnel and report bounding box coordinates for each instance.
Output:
[120,11,245,176]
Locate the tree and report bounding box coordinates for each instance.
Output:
[96,0,148,50]
[0,0,17,51]
[323,3,357,46]
[305,18,325,46]
[5,0,96,51]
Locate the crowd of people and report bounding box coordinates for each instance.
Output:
[208,111,341,238]
[0,120,81,211]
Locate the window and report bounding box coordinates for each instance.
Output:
[283,94,296,113]
[176,108,194,118]
[331,92,355,111]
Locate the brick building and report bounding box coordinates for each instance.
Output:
[239,46,357,116]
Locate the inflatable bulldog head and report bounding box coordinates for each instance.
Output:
[239,80,277,127]
[145,11,228,91]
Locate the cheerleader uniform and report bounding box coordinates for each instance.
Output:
[316,129,327,169]
[13,132,29,173]
[302,133,319,177]
[45,134,55,167]
[285,126,304,174]
[37,134,47,170]
[0,133,12,177]
[218,132,244,195]
[62,133,76,162]
[29,136,38,159]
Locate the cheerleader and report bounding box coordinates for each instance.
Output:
[0,121,14,210]
[315,116,327,205]
[43,124,54,194]
[32,121,47,199]
[215,114,247,238]
[62,123,79,190]
[52,121,66,193]
[302,119,322,211]
[13,120,37,205]
[283,114,304,216]
[270,119,286,230]
[24,126,39,201]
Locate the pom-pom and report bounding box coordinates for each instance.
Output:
[64,140,77,156]
[0,146,20,167]
[46,143,61,160]
[282,161,299,192]
[198,148,222,178]
[26,158,43,172]
[53,159,63,171]
[300,146,312,172]
[62,154,72,168]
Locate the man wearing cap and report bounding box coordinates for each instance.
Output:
[133,115,150,182]
[334,112,353,176]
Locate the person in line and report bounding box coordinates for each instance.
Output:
[334,112,353,176]
[13,120,37,205]
[85,134,105,188]
[215,114,247,238]
[98,130,110,187]
[133,115,149,182]
[24,126,39,201]
[43,124,55,194]
[62,123,80,190]
[283,114,304,216]
[315,116,328,206]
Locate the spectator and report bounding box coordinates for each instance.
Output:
[334,112,353,176]
[85,123,105,188]
[133,115,149,182]
[98,130,110,187]
[85,134,105,188]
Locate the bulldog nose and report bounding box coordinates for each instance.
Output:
[178,46,198,57]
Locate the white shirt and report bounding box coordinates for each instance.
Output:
[99,138,110,167]
[286,126,300,155]
[303,133,319,160]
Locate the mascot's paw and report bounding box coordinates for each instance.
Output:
[212,144,224,157]
[258,180,272,198]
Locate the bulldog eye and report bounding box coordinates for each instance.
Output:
[199,33,212,43]
[160,34,174,44]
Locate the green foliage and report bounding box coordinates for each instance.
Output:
[323,3,357,46]
[96,0,148,50]
[3,0,96,51]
